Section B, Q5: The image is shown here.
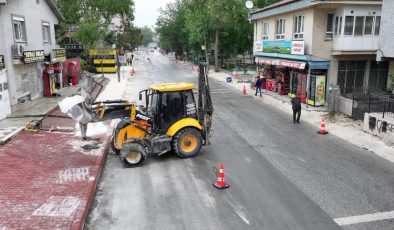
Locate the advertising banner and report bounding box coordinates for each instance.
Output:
[23,50,45,64]
[89,49,116,56]
[262,40,305,55]
[291,40,305,55]
[0,55,4,69]
[51,49,66,63]
[255,41,263,52]
[263,40,292,54]
[315,75,326,106]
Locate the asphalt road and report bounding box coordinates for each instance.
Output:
[85,49,394,230]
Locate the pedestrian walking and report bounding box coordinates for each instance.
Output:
[291,96,301,123]
[255,76,262,97]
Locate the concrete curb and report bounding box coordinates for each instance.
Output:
[71,132,112,230]
[0,127,24,145]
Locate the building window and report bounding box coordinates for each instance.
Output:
[338,61,366,97]
[334,16,338,36]
[344,16,354,36]
[12,16,26,42]
[338,17,342,35]
[275,18,285,40]
[293,15,304,39]
[262,22,269,40]
[374,16,381,35]
[369,61,388,91]
[42,22,50,42]
[326,13,334,39]
[364,16,374,35]
[354,16,364,36]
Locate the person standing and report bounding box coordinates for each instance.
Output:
[255,76,263,97]
[291,96,301,123]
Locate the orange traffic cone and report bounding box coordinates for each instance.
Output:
[242,85,247,96]
[213,164,229,189]
[317,118,328,135]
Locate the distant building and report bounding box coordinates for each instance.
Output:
[251,0,389,117]
[0,0,63,119]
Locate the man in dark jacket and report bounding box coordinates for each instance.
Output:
[291,96,301,123]
[255,76,262,97]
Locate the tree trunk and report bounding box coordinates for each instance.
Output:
[214,28,219,72]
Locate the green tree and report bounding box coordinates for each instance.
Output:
[55,0,135,50]
[254,0,279,8]
[140,26,154,46]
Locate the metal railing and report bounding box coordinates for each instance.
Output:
[352,89,394,119]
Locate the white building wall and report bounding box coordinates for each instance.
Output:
[379,0,394,58]
[0,0,59,109]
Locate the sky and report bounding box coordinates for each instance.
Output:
[133,0,175,29]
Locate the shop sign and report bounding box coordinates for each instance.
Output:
[291,40,305,55]
[64,44,84,50]
[278,60,306,69]
[23,50,45,64]
[255,41,263,52]
[262,40,305,55]
[89,49,116,56]
[0,55,4,69]
[51,49,66,63]
[256,57,306,69]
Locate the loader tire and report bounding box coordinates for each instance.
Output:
[172,128,202,158]
[110,136,120,155]
[119,143,146,168]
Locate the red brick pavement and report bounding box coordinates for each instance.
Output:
[0,127,111,230]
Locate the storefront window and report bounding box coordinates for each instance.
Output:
[338,61,366,97]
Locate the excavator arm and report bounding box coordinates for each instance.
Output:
[198,62,214,145]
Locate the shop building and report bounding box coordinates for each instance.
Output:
[251,0,387,116]
[0,0,63,119]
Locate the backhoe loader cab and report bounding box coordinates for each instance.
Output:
[143,83,198,134]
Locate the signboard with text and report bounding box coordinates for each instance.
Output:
[51,49,66,63]
[291,40,305,55]
[255,41,263,52]
[89,49,116,56]
[23,50,45,64]
[0,55,4,69]
[262,40,305,55]
[64,44,84,50]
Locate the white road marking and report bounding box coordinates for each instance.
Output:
[334,210,394,226]
[228,201,250,225]
[56,167,90,184]
[32,196,81,217]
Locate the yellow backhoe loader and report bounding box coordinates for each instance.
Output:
[84,63,213,167]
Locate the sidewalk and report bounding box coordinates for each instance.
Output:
[0,76,114,230]
[177,60,394,163]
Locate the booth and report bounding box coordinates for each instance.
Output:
[62,58,81,86]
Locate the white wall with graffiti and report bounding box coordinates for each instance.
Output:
[363,113,394,144]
